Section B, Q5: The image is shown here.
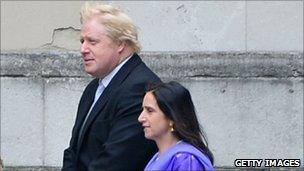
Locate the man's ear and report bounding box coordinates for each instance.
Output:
[118,41,126,53]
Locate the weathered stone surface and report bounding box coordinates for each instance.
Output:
[2,2,302,52]
[1,50,303,79]
[143,51,304,79]
[0,78,44,166]
[43,78,91,166]
[0,50,86,78]
[247,1,303,51]
[182,78,303,166]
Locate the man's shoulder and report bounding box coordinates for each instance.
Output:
[86,78,99,88]
[128,60,160,83]
[113,63,160,98]
[81,78,98,94]
[123,66,160,91]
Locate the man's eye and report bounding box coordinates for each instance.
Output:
[88,38,96,42]
[90,40,98,45]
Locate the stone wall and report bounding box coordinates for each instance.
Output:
[1,1,303,52]
[1,50,303,169]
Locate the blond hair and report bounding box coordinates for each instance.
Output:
[80,2,141,53]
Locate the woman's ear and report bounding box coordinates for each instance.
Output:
[169,121,174,132]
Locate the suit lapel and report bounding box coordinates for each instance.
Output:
[73,79,98,141]
[77,54,143,151]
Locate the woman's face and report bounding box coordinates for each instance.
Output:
[138,92,172,141]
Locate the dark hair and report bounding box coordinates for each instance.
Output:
[147,81,214,164]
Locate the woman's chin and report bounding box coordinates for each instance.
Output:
[144,134,153,140]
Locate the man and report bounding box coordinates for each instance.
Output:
[62,2,160,171]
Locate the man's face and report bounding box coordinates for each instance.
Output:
[80,17,121,78]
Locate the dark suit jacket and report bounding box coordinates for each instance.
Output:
[62,53,161,171]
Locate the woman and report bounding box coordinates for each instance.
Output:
[138,81,214,171]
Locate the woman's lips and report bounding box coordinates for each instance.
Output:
[142,125,150,131]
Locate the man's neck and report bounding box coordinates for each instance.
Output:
[118,49,134,64]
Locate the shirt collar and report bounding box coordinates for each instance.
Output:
[99,54,132,88]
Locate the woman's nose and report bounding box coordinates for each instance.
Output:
[138,112,145,123]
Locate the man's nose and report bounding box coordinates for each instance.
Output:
[81,42,89,55]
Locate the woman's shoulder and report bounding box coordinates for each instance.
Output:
[172,141,207,158]
[168,152,213,171]
[173,152,200,162]
[168,142,214,170]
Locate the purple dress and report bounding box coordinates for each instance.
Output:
[144,141,214,171]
